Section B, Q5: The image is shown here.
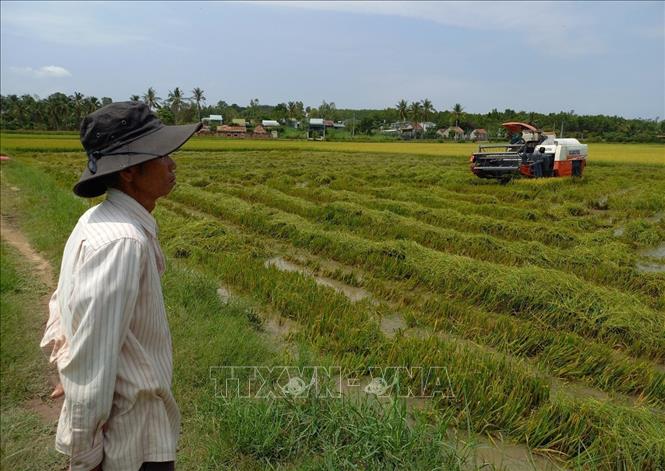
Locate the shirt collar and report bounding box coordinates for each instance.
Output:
[106,188,158,237]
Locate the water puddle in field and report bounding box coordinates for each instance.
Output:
[338,376,566,470]
[637,243,665,273]
[216,284,297,349]
[455,432,567,471]
[265,256,372,303]
[613,212,663,239]
[217,286,232,304]
[646,211,664,224]
[549,378,610,402]
[262,315,297,340]
[379,313,407,338]
[379,314,438,341]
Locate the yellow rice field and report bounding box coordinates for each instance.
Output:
[1,133,663,164]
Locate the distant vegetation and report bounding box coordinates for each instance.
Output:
[1,90,664,143]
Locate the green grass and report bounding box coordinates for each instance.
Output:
[2,138,665,470]
[0,242,67,469]
[1,158,493,470]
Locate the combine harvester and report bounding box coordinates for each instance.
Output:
[470,122,588,183]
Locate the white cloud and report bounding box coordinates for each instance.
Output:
[10,65,72,78]
[260,1,606,56]
[0,3,146,47]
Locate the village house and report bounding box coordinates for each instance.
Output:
[261,119,281,128]
[197,114,223,135]
[308,118,325,139]
[469,128,488,141]
[437,126,466,140]
[202,114,223,125]
[217,124,247,138]
[252,124,270,139]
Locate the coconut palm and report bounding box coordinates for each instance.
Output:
[70,92,85,121]
[396,99,408,121]
[85,96,101,114]
[287,101,297,120]
[191,87,206,122]
[409,101,423,139]
[3,95,23,128]
[294,101,304,120]
[248,98,260,123]
[409,101,422,124]
[143,87,161,111]
[45,93,69,130]
[453,103,464,127]
[422,98,435,122]
[20,94,38,128]
[130,94,141,102]
[167,87,184,124]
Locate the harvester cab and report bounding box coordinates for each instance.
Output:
[470,122,588,182]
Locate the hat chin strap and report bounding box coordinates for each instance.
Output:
[87,150,164,174]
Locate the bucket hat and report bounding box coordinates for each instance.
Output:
[73,101,201,197]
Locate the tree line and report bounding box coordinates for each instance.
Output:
[1,89,663,142]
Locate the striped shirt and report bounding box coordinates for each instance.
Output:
[41,188,179,471]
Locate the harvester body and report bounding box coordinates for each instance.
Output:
[470,122,588,181]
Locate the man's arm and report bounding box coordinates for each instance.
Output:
[41,288,67,363]
[59,238,145,471]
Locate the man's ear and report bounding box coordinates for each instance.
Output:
[117,167,136,185]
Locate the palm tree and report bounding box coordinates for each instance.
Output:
[85,96,101,114]
[167,87,184,124]
[294,101,304,120]
[20,94,38,129]
[143,87,161,111]
[396,99,408,122]
[130,94,141,102]
[452,103,464,127]
[4,95,23,128]
[45,93,69,130]
[248,98,260,123]
[422,99,435,122]
[191,87,205,122]
[409,101,422,124]
[287,101,296,119]
[409,101,423,139]
[71,92,85,124]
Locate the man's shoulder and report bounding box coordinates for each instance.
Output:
[77,202,150,250]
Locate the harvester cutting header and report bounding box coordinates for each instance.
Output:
[470,122,588,182]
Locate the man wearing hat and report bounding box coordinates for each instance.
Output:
[40,101,200,471]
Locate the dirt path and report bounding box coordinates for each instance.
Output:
[0,217,55,288]
[1,215,62,422]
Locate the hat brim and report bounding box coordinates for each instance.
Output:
[73,122,201,198]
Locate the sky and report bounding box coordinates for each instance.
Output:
[1,1,663,119]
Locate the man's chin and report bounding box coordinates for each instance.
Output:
[163,181,176,197]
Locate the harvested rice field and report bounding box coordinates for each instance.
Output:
[1,134,664,470]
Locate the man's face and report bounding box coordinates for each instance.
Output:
[131,155,177,201]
